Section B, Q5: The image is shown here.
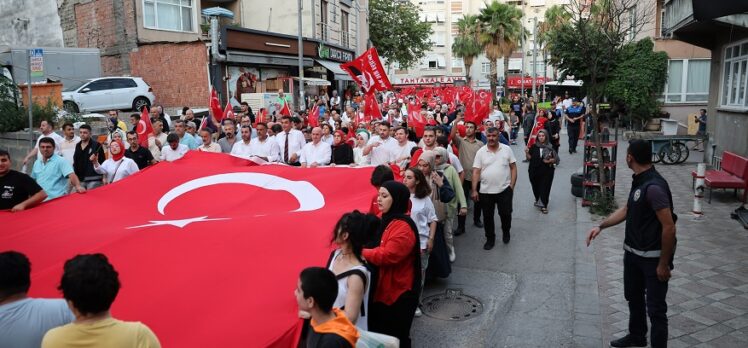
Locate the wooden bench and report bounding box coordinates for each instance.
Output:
[692,151,748,203]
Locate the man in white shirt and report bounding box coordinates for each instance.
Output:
[420,127,438,151]
[148,120,168,160]
[300,127,331,168]
[197,129,222,153]
[363,122,398,166]
[330,90,341,113]
[472,127,517,250]
[392,127,416,167]
[59,123,80,166]
[230,125,254,159]
[22,120,64,166]
[248,122,281,162]
[275,116,306,165]
[160,133,189,162]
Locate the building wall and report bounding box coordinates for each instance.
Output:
[707,35,748,158]
[73,0,138,76]
[240,0,361,52]
[130,42,210,109]
[0,0,64,47]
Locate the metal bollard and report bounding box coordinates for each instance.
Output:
[693,163,706,219]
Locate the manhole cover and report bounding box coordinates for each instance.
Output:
[421,288,483,321]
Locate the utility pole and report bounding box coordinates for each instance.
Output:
[27,50,33,148]
[297,0,306,111]
[532,16,537,99]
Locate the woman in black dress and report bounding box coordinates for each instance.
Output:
[331,130,354,165]
[525,129,557,213]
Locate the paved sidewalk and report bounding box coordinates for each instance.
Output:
[593,147,748,347]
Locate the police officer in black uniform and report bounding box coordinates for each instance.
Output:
[586,139,677,348]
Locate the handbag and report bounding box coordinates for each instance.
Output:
[432,183,447,222]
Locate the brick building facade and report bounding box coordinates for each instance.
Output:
[58,0,209,111]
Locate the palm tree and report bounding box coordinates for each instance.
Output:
[478,1,525,102]
[452,15,482,84]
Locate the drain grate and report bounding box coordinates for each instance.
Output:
[421,288,483,321]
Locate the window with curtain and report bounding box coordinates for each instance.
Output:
[663,59,710,103]
[144,0,194,32]
[721,41,748,108]
[481,62,490,75]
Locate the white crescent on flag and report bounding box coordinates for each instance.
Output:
[137,119,147,136]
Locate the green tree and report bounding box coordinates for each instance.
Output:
[537,5,571,80]
[607,38,668,128]
[478,1,525,102]
[452,15,483,83]
[369,0,433,70]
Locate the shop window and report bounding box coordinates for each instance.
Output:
[143,0,194,32]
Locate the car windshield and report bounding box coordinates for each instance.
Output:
[63,79,91,92]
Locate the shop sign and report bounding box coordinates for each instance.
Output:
[317,43,354,62]
[506,76,548,89]
[394,76,466,85]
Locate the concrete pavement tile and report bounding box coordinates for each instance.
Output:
[704,274,746,288]
[728,329,748,341]
[669,313,708,334]
[678,281,719,296]
[611,319,628,331]
[693,303,740,322]
[681,310,719,326]
[706,290,736,301]
[710,301,747,316]
[573,321,601,339]
[722,295,748,311]
[694,270,719,278]
[706,333,748,348]
[676,334,703,346]
[723,315,748,330]
[696,278,729,291]
[669,326,688,338]
[667,338,693,348]
[572,336,602,348]
[678,298,709,311]
[690,323,733,342]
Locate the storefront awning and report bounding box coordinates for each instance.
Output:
[292,77,331,86]
[315,59,352,81]
[226,51,314,67]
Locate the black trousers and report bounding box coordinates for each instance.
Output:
[458,180,481,229]
[568,126,580,152]
[479,187,513,241]
[529,166,555,207]
[368,290,418,348]
[624,252,669,348]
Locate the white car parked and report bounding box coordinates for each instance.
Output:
[62,77,155,113]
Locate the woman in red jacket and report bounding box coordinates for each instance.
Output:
[363,181,421,348]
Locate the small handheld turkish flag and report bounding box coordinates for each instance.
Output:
[210,88,224,122]
[136,106,153,148]
[223,101,235,120]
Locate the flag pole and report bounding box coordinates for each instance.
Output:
[297,0,306,111]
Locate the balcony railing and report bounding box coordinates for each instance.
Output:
[663,0,694,34]
[318,23,355,49]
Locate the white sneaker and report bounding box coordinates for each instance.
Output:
[415,307,423,317]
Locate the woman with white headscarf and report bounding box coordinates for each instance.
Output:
[433,146,467,262]
[353,130,370,166]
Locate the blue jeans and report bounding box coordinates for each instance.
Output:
[624,252,669,348]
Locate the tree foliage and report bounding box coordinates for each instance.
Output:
[478,1,525,103]
[452,15,482,82]
[607,38,668,127]
[369,0,433,69]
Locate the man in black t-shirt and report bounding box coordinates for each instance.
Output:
[0,150,47,211]
[125,131,155,170]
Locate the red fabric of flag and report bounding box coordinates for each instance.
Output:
[340,47,392,94]
[210,88,224,122]
[223,101,235,120]
[0,152,375,348]
[526,116,548,149]
[407,100,426,137]
[364,93,381,121]
[136,106,153,148]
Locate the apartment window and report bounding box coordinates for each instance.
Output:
[431,32,446,47]
[423,54,446,69]
[481,62,490,75]
[143,0,194,32]
[321,0,329,41]
[452,58,464,68]
[628,5,637,40]
[664,59,710,103]
[341,11,349,47]
[721,41,748,108]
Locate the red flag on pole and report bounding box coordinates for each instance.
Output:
[407,100,426,137]
[210,88,224,122]
[279,101,291,116]
[340,47,392,94]
[308,103,320,127]
[223,101,235,121]
[526,116,548,149]
[135,106,153,148]
[364,93,381,121]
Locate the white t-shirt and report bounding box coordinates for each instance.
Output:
[472,144,517,193]
[448,151,463,174]
[300,141,332,166]
[60,136,80,165]
[562,98,572,111]
[94,157,140,183]
[367,135,398,166]
[410,194,438,249]
[197,142,222,153]
[160,143,189,162]
[328,249,370,331]
[392,141,417,163]
[230,140,253,159]
[148,133,168,160]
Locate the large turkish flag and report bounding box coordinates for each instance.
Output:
[0,152,375,347]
